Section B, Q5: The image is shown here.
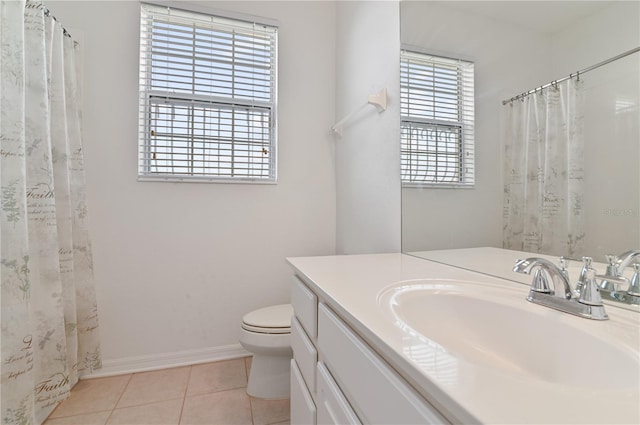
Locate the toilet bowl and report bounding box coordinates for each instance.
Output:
[239,304,293,399]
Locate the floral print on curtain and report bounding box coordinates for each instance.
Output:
[502,78,586,257]
[1,2,101,424]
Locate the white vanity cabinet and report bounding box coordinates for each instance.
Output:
[288,252,640,425]
[291,276,318,423]
[290,274,448,425]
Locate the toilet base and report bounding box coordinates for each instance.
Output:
[247,353,292,399]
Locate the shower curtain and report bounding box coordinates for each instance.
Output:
[502,78,585,257]
[1,2,101,424]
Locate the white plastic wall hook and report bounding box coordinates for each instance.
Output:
[367,88,387,112]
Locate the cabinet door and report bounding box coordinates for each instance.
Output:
[292,316,317,391]
[318,303,448,424]
[291,275,318,338]
[317,362,361,425]
[291,359,316,425]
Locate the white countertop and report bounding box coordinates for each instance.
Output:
[287,250,640,425]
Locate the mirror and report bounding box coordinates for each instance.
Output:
[401,1,639,266]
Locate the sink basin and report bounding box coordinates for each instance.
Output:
[377,279,639,389]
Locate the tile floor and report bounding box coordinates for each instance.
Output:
[44,357,290,425]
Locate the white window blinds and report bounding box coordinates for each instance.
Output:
[400,50,475,187]
[138,3,278,182]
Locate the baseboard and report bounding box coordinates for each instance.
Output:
[82,343,251,379]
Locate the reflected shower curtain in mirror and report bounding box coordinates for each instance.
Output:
[502,78,585,257]
[1,2,101,424]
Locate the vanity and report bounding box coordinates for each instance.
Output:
[287,249,640,424]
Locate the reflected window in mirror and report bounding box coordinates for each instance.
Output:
[400,50,474,187]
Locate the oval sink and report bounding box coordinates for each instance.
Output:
[378,280,639,389]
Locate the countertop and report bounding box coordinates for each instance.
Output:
[287,250,640,424]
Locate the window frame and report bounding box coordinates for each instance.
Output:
[400,48,475,188]
[137,3,278,184]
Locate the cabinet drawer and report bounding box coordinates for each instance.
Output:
[317,362,361,425]
[318,304,447,424]
[291,359,316,425]
[291,275,317,338]
[292,316,317,392]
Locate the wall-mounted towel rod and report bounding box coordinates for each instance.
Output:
[332,88,387,137]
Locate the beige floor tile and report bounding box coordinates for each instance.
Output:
[187,359,247,396]
[117,366,190,408]
[180,388,252,425]
[48,375,131,419]
[44,411,111,425]
[250,397,290,425]
[107,398,183,425]
[269,421,290,425]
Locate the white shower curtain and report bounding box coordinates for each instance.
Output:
[502,78,585,257]
[1,2,101,424]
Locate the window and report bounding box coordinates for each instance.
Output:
[138,4,278,182]
[400,50,474,187]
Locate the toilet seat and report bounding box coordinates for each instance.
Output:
[242,304,292,334]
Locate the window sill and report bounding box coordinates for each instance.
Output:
[402,182,475,189]
[137,175,277,185]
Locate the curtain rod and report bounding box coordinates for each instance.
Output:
[502,46,640,105]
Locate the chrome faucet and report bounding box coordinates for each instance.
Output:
[616,250,640,273]
[596,250,640,305]
[513,257,608,320]
[513,258,572,299]
[629,264,640,297]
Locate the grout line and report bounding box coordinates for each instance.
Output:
[104,373,133,425]
[186,383,250,398]
[248,394,256,425]
[45,409,113,423]
[244,356,251,382]
[106,397,187,411]
[178,365,192,424]
[113,373,134,409]
[244,356,255,425]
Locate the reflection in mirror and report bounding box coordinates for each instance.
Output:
[411,246,640,313]
[401,1,639,268]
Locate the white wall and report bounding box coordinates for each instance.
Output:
[550,1,640,258]
[335,1,401,254]
[400,1,553,252]
[49,0,337,373]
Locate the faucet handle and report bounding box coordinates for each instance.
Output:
[558,257,570,280]
[605,254,620,275]
[578,268,604,307]
[575,257,592,294]
[628,264,640,297]
[600,254,621,292]
[595,273,629,293]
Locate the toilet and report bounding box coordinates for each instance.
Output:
[239,304,293,399]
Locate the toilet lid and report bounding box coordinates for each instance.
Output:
[242,304,292,334]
